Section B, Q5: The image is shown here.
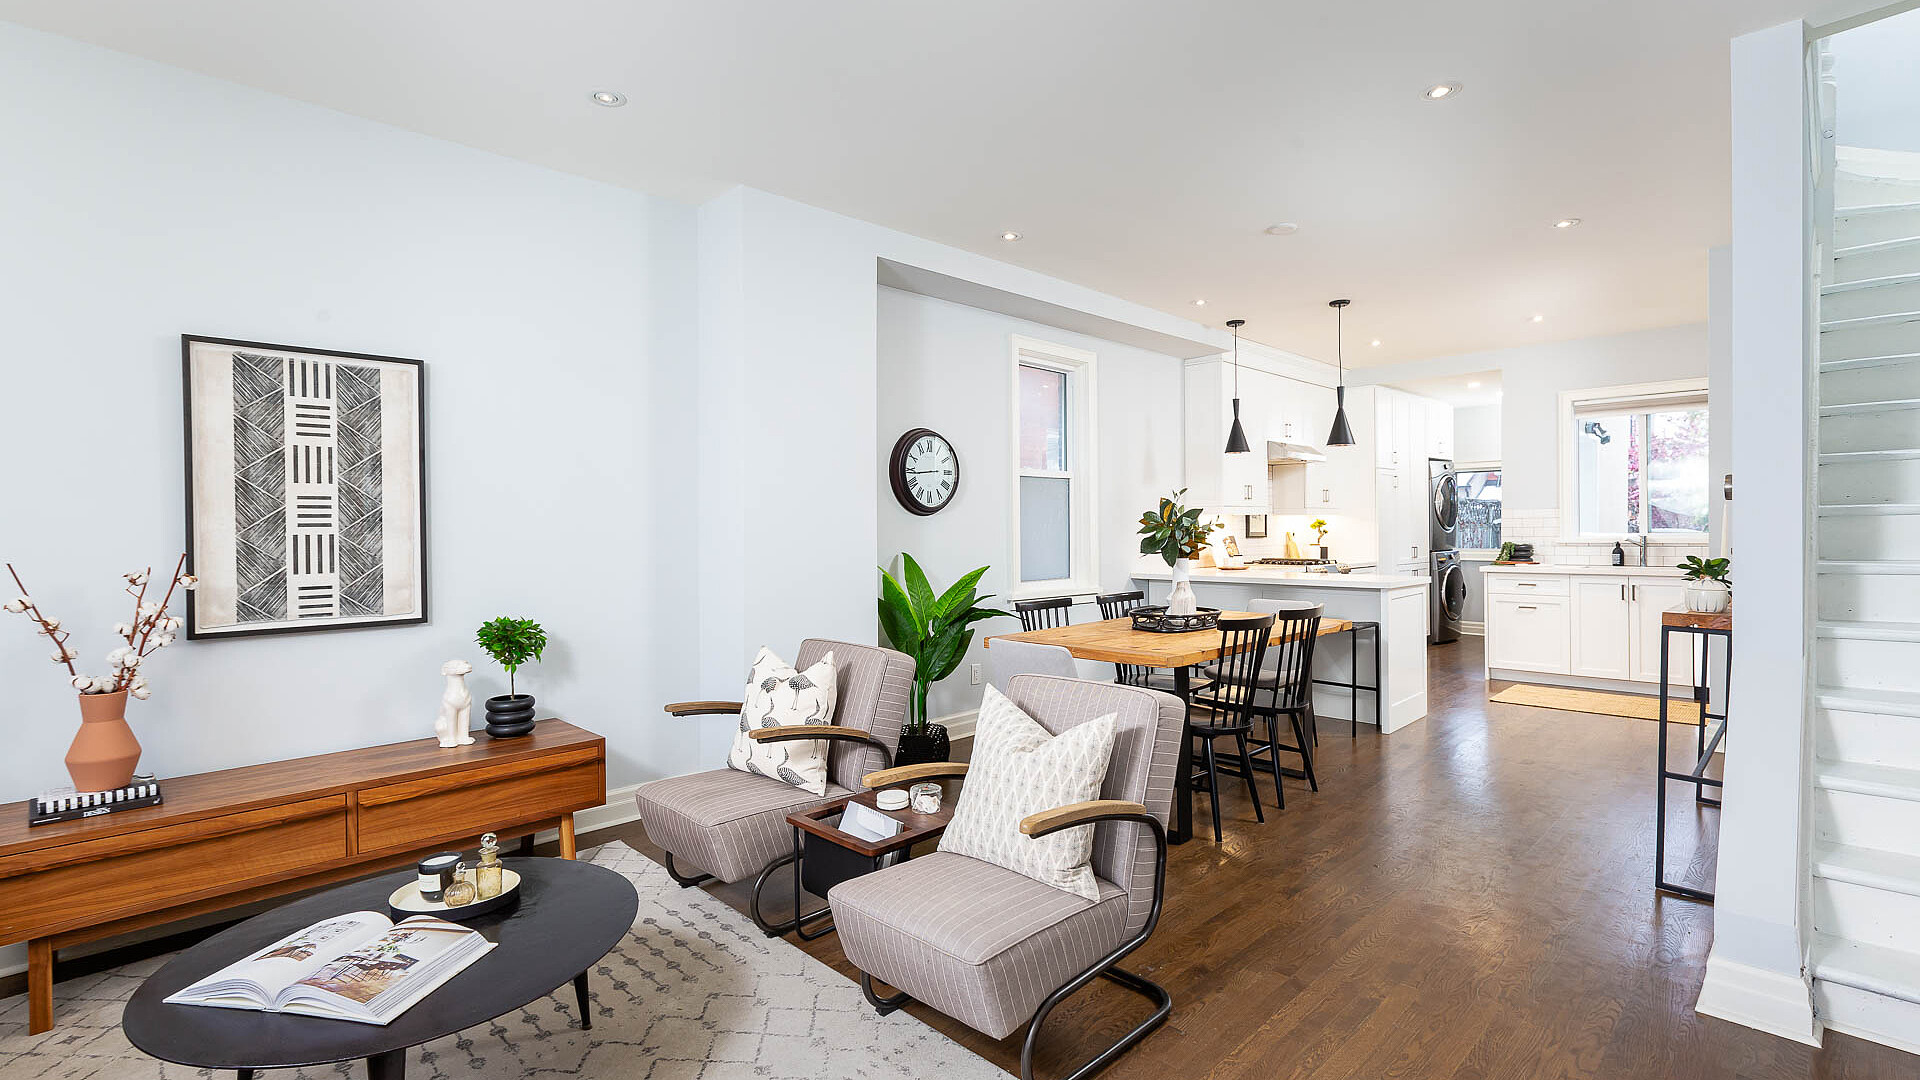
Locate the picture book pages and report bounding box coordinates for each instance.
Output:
[165,911,495,1024]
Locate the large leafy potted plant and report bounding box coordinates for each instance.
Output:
[1138,489,1218,615]
[475,615,547,737]
[877,554,1011,765]
[1677,556,1731,614]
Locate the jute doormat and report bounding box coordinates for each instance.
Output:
[1490,683,1702,725]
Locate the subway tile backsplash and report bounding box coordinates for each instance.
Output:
[1498,507,1708,567]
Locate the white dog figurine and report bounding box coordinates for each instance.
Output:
[436,660,476,747]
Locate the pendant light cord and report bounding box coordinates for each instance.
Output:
[1336,303,1344,381]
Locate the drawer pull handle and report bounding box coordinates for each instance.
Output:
[1516,583,1536,588]
[1517,605,1538,611]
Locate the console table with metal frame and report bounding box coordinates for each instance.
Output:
[1655,608,1729,903]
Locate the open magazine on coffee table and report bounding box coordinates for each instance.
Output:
[165,911,494,1025]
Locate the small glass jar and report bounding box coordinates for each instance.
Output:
[442,865,477,907]
[475,832,504,900]
[908,782,942,815]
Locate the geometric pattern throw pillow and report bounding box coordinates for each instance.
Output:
[936,684,1116,901]
[726,647,838,796]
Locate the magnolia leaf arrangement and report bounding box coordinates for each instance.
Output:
[877,554,1011,731]
[1138,488,1219,567]
[1677,555,1732,590]
[4,555,195,699]
[475,616,547,697]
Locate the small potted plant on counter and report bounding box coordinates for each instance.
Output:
[475,615,547,737]
[1310,519,1330,560]
[1677,556,1732,614]
[877,554,1011,765]
[1139,489,1218,616]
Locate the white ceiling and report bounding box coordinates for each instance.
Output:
[1388,370,1504,408]
[0,0,1810,365]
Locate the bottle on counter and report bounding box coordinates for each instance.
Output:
[475,832,504,900]
[1611,542,1625,567]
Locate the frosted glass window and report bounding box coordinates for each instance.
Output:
[1019,477,1073,582]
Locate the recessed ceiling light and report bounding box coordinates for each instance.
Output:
[1553,218,1582,229]
[1001,231,1021,241]
[1371,339,1382,347]
[591,90,627,107]
[1468,381,1482,389]
[1423,82,1463,101]
[1192,299,1207,307]
[1263,223,1299,236]
[1531,314,1545,323]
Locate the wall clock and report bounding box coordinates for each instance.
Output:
[889,428,959,515]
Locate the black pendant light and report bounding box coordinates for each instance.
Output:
[1326,299,1357,447]
[1224,319,1252,454]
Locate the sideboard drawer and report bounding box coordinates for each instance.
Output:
[354,745,605,855]
[0,795,348,943]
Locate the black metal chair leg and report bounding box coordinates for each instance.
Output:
[1019,964,1172,1080]
[1233,731,1265,822]
[749,850,833,938]
[663,852,714,888]
[862,971,912,1015]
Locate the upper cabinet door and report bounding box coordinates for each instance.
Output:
[1183,359,1270,515]
[1428,400,1455,459]
[1374,390,1399,469]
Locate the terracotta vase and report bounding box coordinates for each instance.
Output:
[66,690,141,792]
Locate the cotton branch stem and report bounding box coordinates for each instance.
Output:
[6,562,78,677]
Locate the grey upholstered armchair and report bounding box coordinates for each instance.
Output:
[828,674,1184,1080]
[634,638,914,931]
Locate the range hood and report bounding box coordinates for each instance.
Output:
[1266,439,1327,465]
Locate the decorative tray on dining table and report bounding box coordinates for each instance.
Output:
[1129,606,1221,633]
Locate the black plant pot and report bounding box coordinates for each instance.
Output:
[894,724,951,767]
[484,694,538,738]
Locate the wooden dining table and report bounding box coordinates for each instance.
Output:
[988,612,1353,844]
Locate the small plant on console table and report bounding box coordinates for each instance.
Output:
[1676,555,1732,615]
[4,556,195,791]
[877,554,1012,765]
[475,616,548,738]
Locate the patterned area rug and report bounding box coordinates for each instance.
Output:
[0,842,1009,1079]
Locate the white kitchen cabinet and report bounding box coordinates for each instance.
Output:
[1374,391,1400,469]
[1427,399,1454,460]
[1570,579,1633,679]
[1629,578,1695,684]
[1183,359,1271,515]
[1488,597,1571,674]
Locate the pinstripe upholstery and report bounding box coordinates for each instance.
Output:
[632,769,852,883]
[634,638,914,884]
[829,676,1183,1039]
[829,853,1128,1039]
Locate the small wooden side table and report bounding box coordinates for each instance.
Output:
[748,789,955,940]
[1656,607,1731,903]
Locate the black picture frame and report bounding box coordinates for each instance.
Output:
[181,335,429,640]
[1244,514,1268,539]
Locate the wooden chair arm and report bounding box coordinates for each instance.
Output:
[862,761,969,788]
[664,700,742,717]
[746,725,873,744]
[1020,799,1152,838]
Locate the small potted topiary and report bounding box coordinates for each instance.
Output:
[475,616,547,737]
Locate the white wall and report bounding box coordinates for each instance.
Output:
[0,21,704,800]
[1352,323,1709,512]
[875,287,1186,720]
[1829,5,1920,154]
[1452,405,1502,466]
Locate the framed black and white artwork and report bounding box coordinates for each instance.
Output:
[181,335,428,640]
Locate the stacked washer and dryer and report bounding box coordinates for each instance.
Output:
[1427,459,1467,644]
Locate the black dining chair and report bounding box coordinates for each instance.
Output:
[1184,614,1273,843]
[1014,596,1075,632]
[1095,590,1212,697]
[1206,600,1324,808]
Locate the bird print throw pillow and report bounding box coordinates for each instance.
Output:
[726,647,839,795]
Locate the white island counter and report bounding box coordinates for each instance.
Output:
[1131,560,1431,733]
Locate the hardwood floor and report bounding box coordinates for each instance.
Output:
[603,635,1920,1079]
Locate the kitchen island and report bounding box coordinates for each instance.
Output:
[1132,561,1431,733]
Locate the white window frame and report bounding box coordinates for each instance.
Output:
[1454,461,1503,556]
[1009,335,1100,599]
[1557,378,1710,543]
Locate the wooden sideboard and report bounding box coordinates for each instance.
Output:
[0,719,606,1033]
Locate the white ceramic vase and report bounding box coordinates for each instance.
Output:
[1167,558,1199,616]
[1685,578,1731,614]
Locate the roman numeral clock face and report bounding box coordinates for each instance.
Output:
[890,428,959,515]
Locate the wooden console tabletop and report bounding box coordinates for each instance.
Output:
[0,719,606,1033]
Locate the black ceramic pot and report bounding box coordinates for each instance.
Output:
[894,724,951,767]
[484,694,538,738]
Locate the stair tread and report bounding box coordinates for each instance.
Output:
[1820,398,1920,415]
[1821,310,1920,332]
[1814,759,1920,800]
[1838,202,1920,216]
[1817,559,1920,574]
[1818,685,1920,715]
[1824,271,1920,296]
[1836,234,1920,258]
[1818,502,1920,515]
[1811,933,1920,1004]
[1822,352,1920,372]
[1813,842,1920,897]
[1819,448,1920,463]
[1818,620,1920,642]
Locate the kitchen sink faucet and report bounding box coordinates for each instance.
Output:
[1629,535,1649,566]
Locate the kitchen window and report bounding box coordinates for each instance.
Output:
[1455,467,1502,550]
[1010,336,1098,595]
[1559,381,1709,539]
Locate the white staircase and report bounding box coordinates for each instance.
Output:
[1811,150,1920,1054]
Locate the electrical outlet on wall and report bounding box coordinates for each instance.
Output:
[970,663,982,685]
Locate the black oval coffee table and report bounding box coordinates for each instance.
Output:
[123,857,637,1080]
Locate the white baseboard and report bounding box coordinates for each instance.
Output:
[1696,951,1824,1046]
[1817,980,1920,1056]
[934,709,979,742]
[1459,620,1485,636]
